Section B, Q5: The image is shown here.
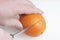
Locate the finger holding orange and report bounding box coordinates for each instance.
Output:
[20,13,46,37]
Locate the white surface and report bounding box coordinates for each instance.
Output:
[0,0,60,40]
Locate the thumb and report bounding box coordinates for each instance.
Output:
[0,18,23,30]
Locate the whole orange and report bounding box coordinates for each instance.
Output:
[20,14,46,37]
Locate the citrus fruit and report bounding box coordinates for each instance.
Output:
[20,14,46,37]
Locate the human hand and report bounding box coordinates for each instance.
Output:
[0,0,42,29]
[0,0,43,40]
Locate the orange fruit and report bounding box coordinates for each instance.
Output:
[20,14,46,37]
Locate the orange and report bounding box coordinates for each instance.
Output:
[20,14,46,37]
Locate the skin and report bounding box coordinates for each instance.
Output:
[0,0,43,40]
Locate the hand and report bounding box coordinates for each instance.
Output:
[0,0,42,40]
[0,0,42,29]
[0,0,43,26]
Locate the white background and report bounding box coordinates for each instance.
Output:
[0,0,60,40]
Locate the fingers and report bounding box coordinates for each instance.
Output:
[17,0,43,14]
[0,0,43,19]
[0,18,23,30]
[24,0,43,14]
[18,6,43,14]
[0,28,13,40]
[21,8,43,14]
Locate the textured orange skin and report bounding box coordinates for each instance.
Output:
[20,14,46,37]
